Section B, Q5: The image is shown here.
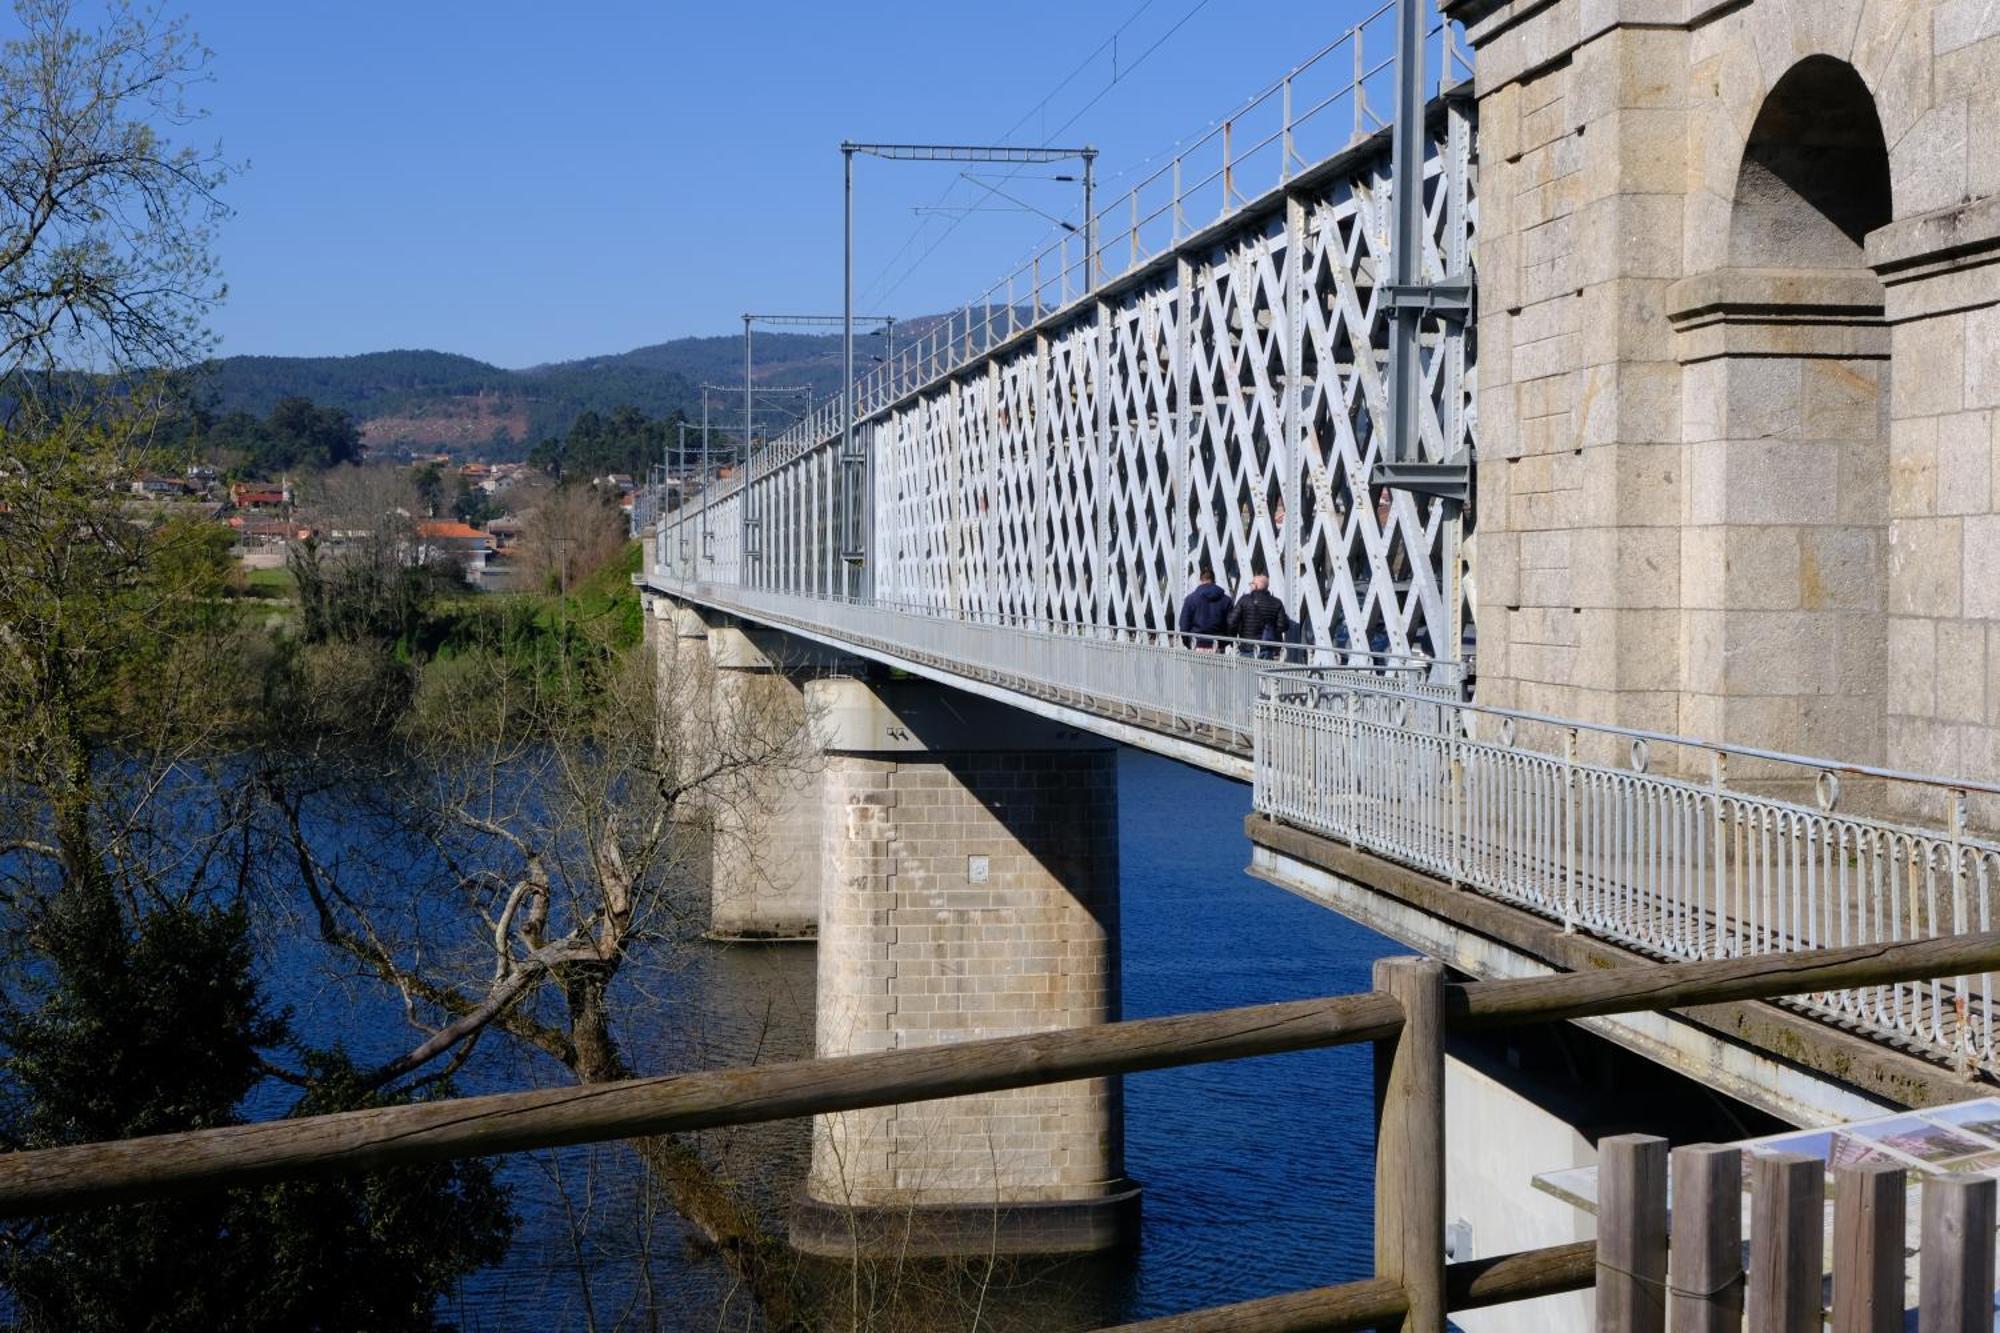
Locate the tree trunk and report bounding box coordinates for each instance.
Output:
[555,959,806,1330]
[558,961,628,1086]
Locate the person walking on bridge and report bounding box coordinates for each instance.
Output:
[1178,566,1232,651]
[1229,572,1291,660]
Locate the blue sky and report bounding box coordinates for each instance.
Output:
[166,2,1387,366]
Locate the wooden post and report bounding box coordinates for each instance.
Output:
[1831,1163,1905,1333]
[1373,956,1445,1333]
[1597,1134,1668,1333]
[1669,1144,1743,1333]
[1920,1175,1996,1333]
[1748,1152,1824,1333]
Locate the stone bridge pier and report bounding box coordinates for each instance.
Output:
[645,595,832,941]
[701,616,846,942]
[792,676,1138,1258]
[644,597,1136,1255]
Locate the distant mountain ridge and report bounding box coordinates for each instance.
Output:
[201,318,956,457]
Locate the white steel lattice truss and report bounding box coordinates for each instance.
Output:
[665,98,1476,658]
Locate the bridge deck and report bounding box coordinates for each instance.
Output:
[651,568,2000,1103]
[662,582,1266,779]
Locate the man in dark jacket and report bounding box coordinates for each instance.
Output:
[1229,573,1291,659]
[1178,566,1232,650]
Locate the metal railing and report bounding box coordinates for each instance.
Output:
[739,5,1474,486]
[665,580,1458,754]
[1254,674,2000,1077]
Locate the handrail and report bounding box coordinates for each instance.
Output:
[1264,673,2000,801]
[770,591,1453,671]
[2,933,1994,1217]
[1255,676,2000,1078]
[659,580,1464,757]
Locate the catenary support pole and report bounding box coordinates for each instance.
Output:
[1083,147,1098,293]
[1388,0,1423,465]
[841,141,856,599]
[700,384,711,560]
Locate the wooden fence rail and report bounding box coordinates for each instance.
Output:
[4,933,2000,1329]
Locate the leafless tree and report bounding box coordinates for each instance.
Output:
[256,600,828,1322]
[515,483,626,595]
[0,0,230,405]
[286,464,467,646]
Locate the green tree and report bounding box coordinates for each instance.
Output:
[0,884,513,1333]
[411,460,444,515]
[264,395,363,470]
[0,4,516,1323]
[451,480,494,526]
[206,397,362,476]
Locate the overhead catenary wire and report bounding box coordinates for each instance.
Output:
[856,0,1212,311]
[851,0,1163,309]
[924,3,1410,334]
[865,0,1216,310]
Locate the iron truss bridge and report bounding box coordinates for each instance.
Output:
[661,33,1479,670]
[644,24,2000,1089]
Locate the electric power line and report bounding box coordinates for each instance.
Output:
[853,0,1171,308]
[864,0,1216,311]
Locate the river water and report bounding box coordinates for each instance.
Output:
[275,748,1396,1330]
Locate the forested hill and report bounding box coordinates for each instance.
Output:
[201,319,952,457]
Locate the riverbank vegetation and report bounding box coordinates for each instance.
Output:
[0,3,1046,1329]
[0,4,559,1327]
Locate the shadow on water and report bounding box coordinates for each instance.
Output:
[266,747,1396,1329]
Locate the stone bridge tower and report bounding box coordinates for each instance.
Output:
[1454,0,2000,808]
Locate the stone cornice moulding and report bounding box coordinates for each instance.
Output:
[1865,195,2000,324]
[1444,0,1736,49]
[1441,0,1522,29]
[1867,195,2000,286]
[1665,266,1888,364]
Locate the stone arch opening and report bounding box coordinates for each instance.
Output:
[1671,56,1893,781]
[1729,56,1892,268]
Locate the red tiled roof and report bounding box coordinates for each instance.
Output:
[417,520,487,541]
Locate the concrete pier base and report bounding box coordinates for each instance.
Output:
[662,603,715,774]
[795,678,1136,1258]
[703,623,823,942]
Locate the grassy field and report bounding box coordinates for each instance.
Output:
[241,566,295,597]
[231,541,644,660]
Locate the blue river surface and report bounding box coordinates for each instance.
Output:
[258,747,1397,1331]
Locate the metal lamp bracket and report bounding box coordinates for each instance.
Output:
[1371,448,1472,504]
[1383,275,1474,319]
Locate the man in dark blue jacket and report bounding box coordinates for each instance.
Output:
[1178,567,1232,650]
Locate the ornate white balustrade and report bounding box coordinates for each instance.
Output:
[1256,670,2000,1078]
